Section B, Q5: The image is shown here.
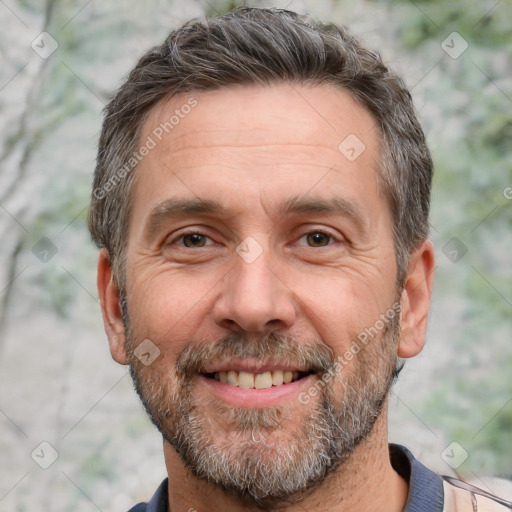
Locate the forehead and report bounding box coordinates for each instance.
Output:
[133,83,384,219]
[143,83,379,152]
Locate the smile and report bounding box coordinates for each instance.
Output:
[199,363,317,407]
[203,370,311,389]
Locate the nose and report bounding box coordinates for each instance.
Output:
[212,243,296,333]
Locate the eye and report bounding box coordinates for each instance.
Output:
[304,231,333,247]
[175,233,212,248]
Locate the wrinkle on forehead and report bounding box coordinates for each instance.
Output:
[130,83,388,246]
[141,83,380,156]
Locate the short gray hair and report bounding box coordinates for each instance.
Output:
[88,7,432,289]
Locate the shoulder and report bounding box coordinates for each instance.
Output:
[127,505,148,512]
[126,478,169,512]
[390,444,512,512]
[443,476,512,512]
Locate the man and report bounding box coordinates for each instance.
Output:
[88,7,511,512]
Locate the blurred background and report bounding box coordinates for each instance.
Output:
[0,0,510,510]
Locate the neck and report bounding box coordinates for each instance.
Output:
[163,408,408,512]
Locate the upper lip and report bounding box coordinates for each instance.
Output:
[201,359,310,374]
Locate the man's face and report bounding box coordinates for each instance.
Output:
[120,84,401,504]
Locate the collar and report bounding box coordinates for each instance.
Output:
[390,443,445,512]
[128,478,168,512]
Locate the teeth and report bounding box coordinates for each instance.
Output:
[238,371,254,389]
[227,370,239,386]
[212,369,305,389]
[254,372,273,389]
[272,370,284,386]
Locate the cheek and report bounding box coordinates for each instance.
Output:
[290,269,390,352]
[127,266,221,354]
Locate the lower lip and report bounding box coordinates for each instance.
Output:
[198,373,316,407]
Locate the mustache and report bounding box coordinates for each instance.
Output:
[175,332,336,380]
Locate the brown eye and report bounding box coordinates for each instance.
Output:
[306,232,331,247]
[182,233,207,247]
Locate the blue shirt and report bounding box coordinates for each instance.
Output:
[128,444,445,511]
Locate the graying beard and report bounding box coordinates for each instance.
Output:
[129,365,393,509]
[125,319,398,509]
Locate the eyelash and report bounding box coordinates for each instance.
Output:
[171,231,214,247]
[168,230,339,248]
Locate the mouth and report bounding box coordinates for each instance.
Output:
[202,369,314,389]
[197,359,320,407]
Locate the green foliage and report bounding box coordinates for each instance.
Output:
[390,0,512,47]
[354,0,512,477]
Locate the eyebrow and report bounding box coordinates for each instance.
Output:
[144,198,230,241]
[144,194,369,241]
[277,195,369,233]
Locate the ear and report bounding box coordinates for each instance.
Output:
[97,248,128,365]
[398,240,435,358]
